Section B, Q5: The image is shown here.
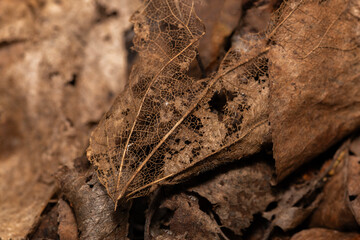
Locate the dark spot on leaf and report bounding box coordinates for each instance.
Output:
[191,146,201,158]
[184,114,203,132]
[95,2,118,23]
[349,195,357,201]
[67,73,77,86]
[86,121,98,128]
[265,201,278,212]
[108,91,114,99]
[209,88,236,114]
[85,175,92,183]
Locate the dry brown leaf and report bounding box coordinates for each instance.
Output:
[347,155,360,226]
[237,0,273,36]
[350,135,360,156]
[0,0,140,238]
[309,142,359,230]
[290,228,360,240]
[148,145,353,239]
[268,0,360,181]
[195,0,243,69]
[30,203,59,240]
[261,142,352,238]
[0,0,35,42]
[57,166,131,240]
[150,193,226,240]
[262,176,323,237]
[147,160,275,239]
[58,199,78,240]
[189,161,275,236]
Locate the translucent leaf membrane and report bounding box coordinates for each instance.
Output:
[87,0,205,202]
[126,39,271,199]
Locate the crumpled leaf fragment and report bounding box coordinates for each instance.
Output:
[57,165,131,240]
[290,228,360,240]
[261,142,349,238]
[347,139,360,226]
[195,0,243,70]
[189,160,275,236]
[262,180,323,237]
[309,141,359,229]
[58,199,78,240]
[150,193,226,240]
[147,160,275,238]
[30,203,59,240]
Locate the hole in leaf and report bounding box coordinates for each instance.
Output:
[185,114,203,132]
[349,195,358,201]
[209,89,236,114]
[265,201,278,212]
[85,175,92,183]
[67,73,77,86]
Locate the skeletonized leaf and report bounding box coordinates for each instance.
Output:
[88,0,272,204]
[159,41,271,185]
[88,0,206,202]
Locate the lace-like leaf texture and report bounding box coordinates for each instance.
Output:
[88,0,206,202]
[87,0,270,204]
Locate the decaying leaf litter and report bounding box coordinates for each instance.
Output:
[88,0,360,204]
[87,0,272,205]
[0,1,359,239]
